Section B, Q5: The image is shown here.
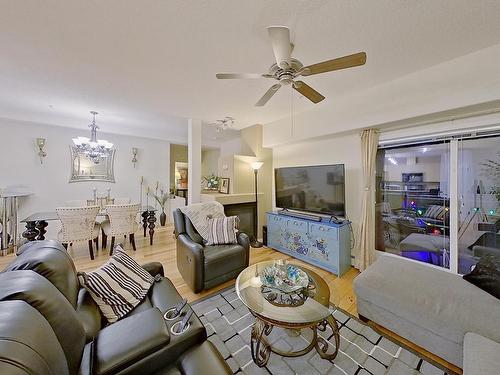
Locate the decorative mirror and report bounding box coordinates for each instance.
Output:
[69,146,115,183]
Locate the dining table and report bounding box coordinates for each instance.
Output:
[21,206,158,246]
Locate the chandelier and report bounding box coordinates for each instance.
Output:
[72,111,113,164]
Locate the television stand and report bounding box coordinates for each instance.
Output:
[266,211,351,276]
[277,209,322,222]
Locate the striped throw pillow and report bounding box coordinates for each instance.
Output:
[423,205,446,220]
[77,245,154,323]
[206,216,239,246]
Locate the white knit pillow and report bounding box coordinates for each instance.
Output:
[206,216,239,246]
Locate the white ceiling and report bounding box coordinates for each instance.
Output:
[1,0,500,141]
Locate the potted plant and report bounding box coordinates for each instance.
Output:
[203,174,220,191]
[153,189,170,226]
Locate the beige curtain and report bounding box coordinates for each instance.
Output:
[355,129,379,272]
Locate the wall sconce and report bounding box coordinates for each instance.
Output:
[36,138,47,164]
[132,147,138,167]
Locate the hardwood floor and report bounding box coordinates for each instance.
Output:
[0,224,460,374]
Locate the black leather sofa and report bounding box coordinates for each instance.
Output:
[0,240,231,375]
[174,208,250,293]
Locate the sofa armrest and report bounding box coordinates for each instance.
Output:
[94,308,170,375]
[237,232,250,266]
[141,262,165,277]
[176,234,204,293]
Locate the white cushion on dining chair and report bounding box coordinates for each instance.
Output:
[113,198,131,204]
[56,206,101,243]
[102,203,140,237]
[64,200,89,207]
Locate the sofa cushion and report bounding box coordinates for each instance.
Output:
[206,216,239,245]
[463,332,500,375]
[0,300,70,375]
[78,245,154,323]
[353,254,500,345]
[204,244,247,281]
[4,240,80,308]
[0,271,86,375]
[463,255,500,299]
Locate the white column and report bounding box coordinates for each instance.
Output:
[188,119,202,204]
[449,139,459,273]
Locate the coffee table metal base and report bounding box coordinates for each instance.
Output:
[250,314,340,367]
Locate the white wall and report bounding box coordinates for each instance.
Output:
[385,156,441,182]
[0,117,170,239]
[272,132,362,259]
[264,43,500,148]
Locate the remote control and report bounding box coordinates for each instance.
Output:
[173,298,187,317]
[178,310,193,332]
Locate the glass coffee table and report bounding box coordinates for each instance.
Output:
[235,260,340,367]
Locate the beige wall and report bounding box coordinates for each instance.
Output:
[201,148,220,177]
[272,131,362,260]
[240,125,273,239]
[169,144,188,188]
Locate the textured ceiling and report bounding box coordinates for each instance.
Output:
[1,0,500,140]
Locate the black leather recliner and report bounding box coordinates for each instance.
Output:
[0,240,231,375]
[174,209,250,293]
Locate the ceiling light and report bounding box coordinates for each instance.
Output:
[72,111,113,164]
[388,157,398,166]
[209,116,235,133]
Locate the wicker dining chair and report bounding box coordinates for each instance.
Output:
[56,206,101,260]
[102,203,140,253]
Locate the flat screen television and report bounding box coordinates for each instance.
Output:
[275,164,345,217]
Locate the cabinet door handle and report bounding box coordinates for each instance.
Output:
[319,227,325,231]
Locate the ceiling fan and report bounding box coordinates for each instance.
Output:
[216,26,366,106]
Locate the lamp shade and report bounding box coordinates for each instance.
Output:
[250,161,264,170]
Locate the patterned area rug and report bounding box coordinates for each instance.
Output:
[192,287,452,375]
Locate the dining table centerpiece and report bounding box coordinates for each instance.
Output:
[152,190,170,226]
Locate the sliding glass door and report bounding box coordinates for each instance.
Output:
[375,142,451,269]
[457,136,500,274]
[376,134,500,274]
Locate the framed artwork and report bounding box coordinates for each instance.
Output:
[219,178,230,194]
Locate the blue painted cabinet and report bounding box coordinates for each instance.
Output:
[266,212,352,276]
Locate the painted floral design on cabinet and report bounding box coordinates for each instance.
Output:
[288,231,309,255]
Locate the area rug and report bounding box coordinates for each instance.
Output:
[192,287,452,375]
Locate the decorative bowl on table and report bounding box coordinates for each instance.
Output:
[260,264,310,293]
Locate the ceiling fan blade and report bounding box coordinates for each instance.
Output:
[293,81,325,104]
[301,52,367,76]
[216,73,273,79]
[255,84,281,106]
[267,26,292,69]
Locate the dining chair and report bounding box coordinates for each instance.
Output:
[102,203,140,253]
[114,198,131,204]
[64,200,88,207]
[56,206,101,260]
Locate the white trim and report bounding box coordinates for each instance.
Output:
[379,112,500,146]
[449,140,459,274]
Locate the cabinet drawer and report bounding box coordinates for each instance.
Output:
[287,219,308,232]
[267,214,285,225]
[309,223,338,240]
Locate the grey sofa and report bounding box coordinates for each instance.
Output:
[354,254,500,372]
[174,208,250,293]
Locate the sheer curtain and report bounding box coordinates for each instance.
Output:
[356,129,379,271]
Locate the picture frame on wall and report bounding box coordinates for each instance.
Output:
[219,178,230,194]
